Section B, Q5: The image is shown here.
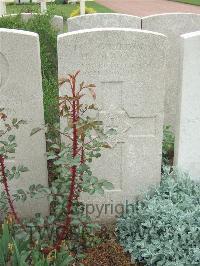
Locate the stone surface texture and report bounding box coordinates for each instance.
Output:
[0,29,49,217]
[142,13,200,130]
[67,13,141,32]
[58,28,167,220]
[51,15,63,32]
[175,31,200,181]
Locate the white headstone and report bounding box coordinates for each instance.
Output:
[142,13,200,130]
[67,13,141,32]
[80,0,85,15]
[175,31,200,181]
[0,0,6,17]
[58,28,167,220]
[40,0,47,14]
[3,0,5,15]
[0,29,49,217]
[0,0,3,17]
[51,15,64,33]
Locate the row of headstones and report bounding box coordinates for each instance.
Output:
[1,13,200,219]
[67,12,200,180]
[0,0,86,17]
[0,12,64,32]
[0,0,48,16]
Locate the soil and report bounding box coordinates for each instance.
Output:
[81,240,135,266]
[81,224,144,266]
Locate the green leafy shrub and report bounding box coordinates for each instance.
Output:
[0,72,114,264]
[0,221,75,265]
[0,13,58,125]
[70,6,96,17]
[0,223,11,266]
[55,0,66,4]
[162,125,174,166]
[117,169,200,265]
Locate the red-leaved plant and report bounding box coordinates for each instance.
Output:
[0,71,114,261]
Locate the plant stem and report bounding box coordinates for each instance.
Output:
[43,75,79,254]
[0,155,21,225]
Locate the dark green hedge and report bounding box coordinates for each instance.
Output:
[0,13,58,125]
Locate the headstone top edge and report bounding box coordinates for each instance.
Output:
[68,13,141,21]
[58,28,167,39]
[0,28,39,38]
[142,12,200,20]
[1,13,63,20]
[181,31,200,39]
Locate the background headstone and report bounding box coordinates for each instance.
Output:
[21,13,63,32]
[0,0,6,16]
[0,29,49,217]
[142,13,200,130]
[58,28,167,220]
[40,0,47,14]
[51,15,64,32]
[80,0,85,15]
[175,31,200,181]
[67,13,141,32]
[1,13,64,33]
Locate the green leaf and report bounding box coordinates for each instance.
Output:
[18,165,29,172]
[50,144,60,149]
[30,127,41,136]
[103,181,114,190]
[90,176,98,184]
[8,135,15,142]
[106,128,117,135]
[96,187,104,195]
[47,154,57,160]
[12,118,17,125]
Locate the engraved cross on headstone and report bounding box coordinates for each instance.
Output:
[99,107,156,147]
[97,81,156,147]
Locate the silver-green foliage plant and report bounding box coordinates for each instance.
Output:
[117,168,200,266]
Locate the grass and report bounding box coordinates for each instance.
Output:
[171,0,200,5]
[7,2,114,20]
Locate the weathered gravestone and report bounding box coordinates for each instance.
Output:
[40,0,47,14]
[51,15,64,32]
[0,0,6,16]
[67,13,141,32]
[0,29,49,217]
[58,28,167,220]
[21,13,64,32]
[1,13,64,32]
[175,31,200,181]
[142,13,200,130]
[23,13,64,32]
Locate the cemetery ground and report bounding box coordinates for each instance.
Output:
[1,4,200,266]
